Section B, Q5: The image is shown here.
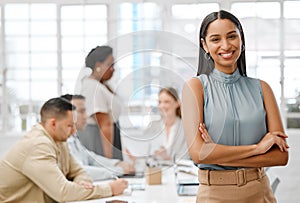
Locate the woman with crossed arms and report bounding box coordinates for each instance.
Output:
[182,10,289,202]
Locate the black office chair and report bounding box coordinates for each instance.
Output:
[113,121,123,160]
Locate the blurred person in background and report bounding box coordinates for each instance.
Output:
[76,45,123,160]
[61,94,134,181]
[126,87,190,161]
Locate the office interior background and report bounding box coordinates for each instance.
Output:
[0,0,299,132]
[0,0,299,202]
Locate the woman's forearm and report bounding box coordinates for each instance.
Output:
[220,146,288,168]
[195,142,258,164]
[95,113,114,158]
[98,123,113,158]
[197,123,288,166]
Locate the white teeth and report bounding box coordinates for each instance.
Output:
[221,52,233,57]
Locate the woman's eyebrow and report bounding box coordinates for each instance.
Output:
[208,34,220,38]
[227,30,237,35]
[208,30,237,38]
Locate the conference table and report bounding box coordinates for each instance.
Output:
[68,163,198,203]
[67,158,280,203]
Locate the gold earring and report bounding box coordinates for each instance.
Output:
[95,67,101,73]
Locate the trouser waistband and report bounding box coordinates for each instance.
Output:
[198,168,265,187]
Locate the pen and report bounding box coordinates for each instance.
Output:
[111,175,119,180]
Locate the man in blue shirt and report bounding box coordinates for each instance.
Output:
[61,94,134,181]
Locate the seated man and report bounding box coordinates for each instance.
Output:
[61,94,134,181]
[0,97,128,203]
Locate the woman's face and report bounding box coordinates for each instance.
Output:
[158,91,179,118]
[202,19,242,74]
[100,54,115,81]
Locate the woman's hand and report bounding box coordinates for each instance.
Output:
[199,123,214,143]
[154,146,171,160]
[115,161,135,175]
[124,148,137,163]
[199,123,289,154]
[256,131,289,154]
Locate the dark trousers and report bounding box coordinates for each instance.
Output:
[77,122,123,160]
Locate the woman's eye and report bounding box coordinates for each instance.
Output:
[228,35,236,39]
[211,38,219,42]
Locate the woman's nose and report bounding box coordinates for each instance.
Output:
[221,39,231,50]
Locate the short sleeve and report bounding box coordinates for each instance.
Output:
[92,84,110,114]
[80,78,110,117]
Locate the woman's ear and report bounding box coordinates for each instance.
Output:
[94,61,103,69]
[176,100,180,109]
[93,61,104,74]
[201,38,209,53]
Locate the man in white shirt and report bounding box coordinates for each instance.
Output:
[61,94,134,181]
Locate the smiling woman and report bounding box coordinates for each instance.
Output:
[152,87,189,160]
[182,10,288,203]
[201,19,242,73]
[125,87,190,162]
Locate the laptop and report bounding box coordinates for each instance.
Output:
[177,179,199,196]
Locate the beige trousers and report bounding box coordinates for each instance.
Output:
[196,174,276,203]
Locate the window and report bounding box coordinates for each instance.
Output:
[253,55,281,102]
[172,3,219,19]
[231,2,281,51]
[118,2,160,35]
[3,3,57,131]
[284,52,300,99]
[284,1,300,51]
[5,3,57,102]
[116,2,162,128]
[284,1,300,19]
[246,51,282,103]
[231,2,280,19]
[116,2,161,99]
[1,3,109,132]
[61,4,108,94]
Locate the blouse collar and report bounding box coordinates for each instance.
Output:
[210,68,241,84]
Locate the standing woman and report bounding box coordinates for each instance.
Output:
[77,46,123,160]
[181,10,288,202]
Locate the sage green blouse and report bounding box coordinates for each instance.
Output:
[197,68,267,170]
